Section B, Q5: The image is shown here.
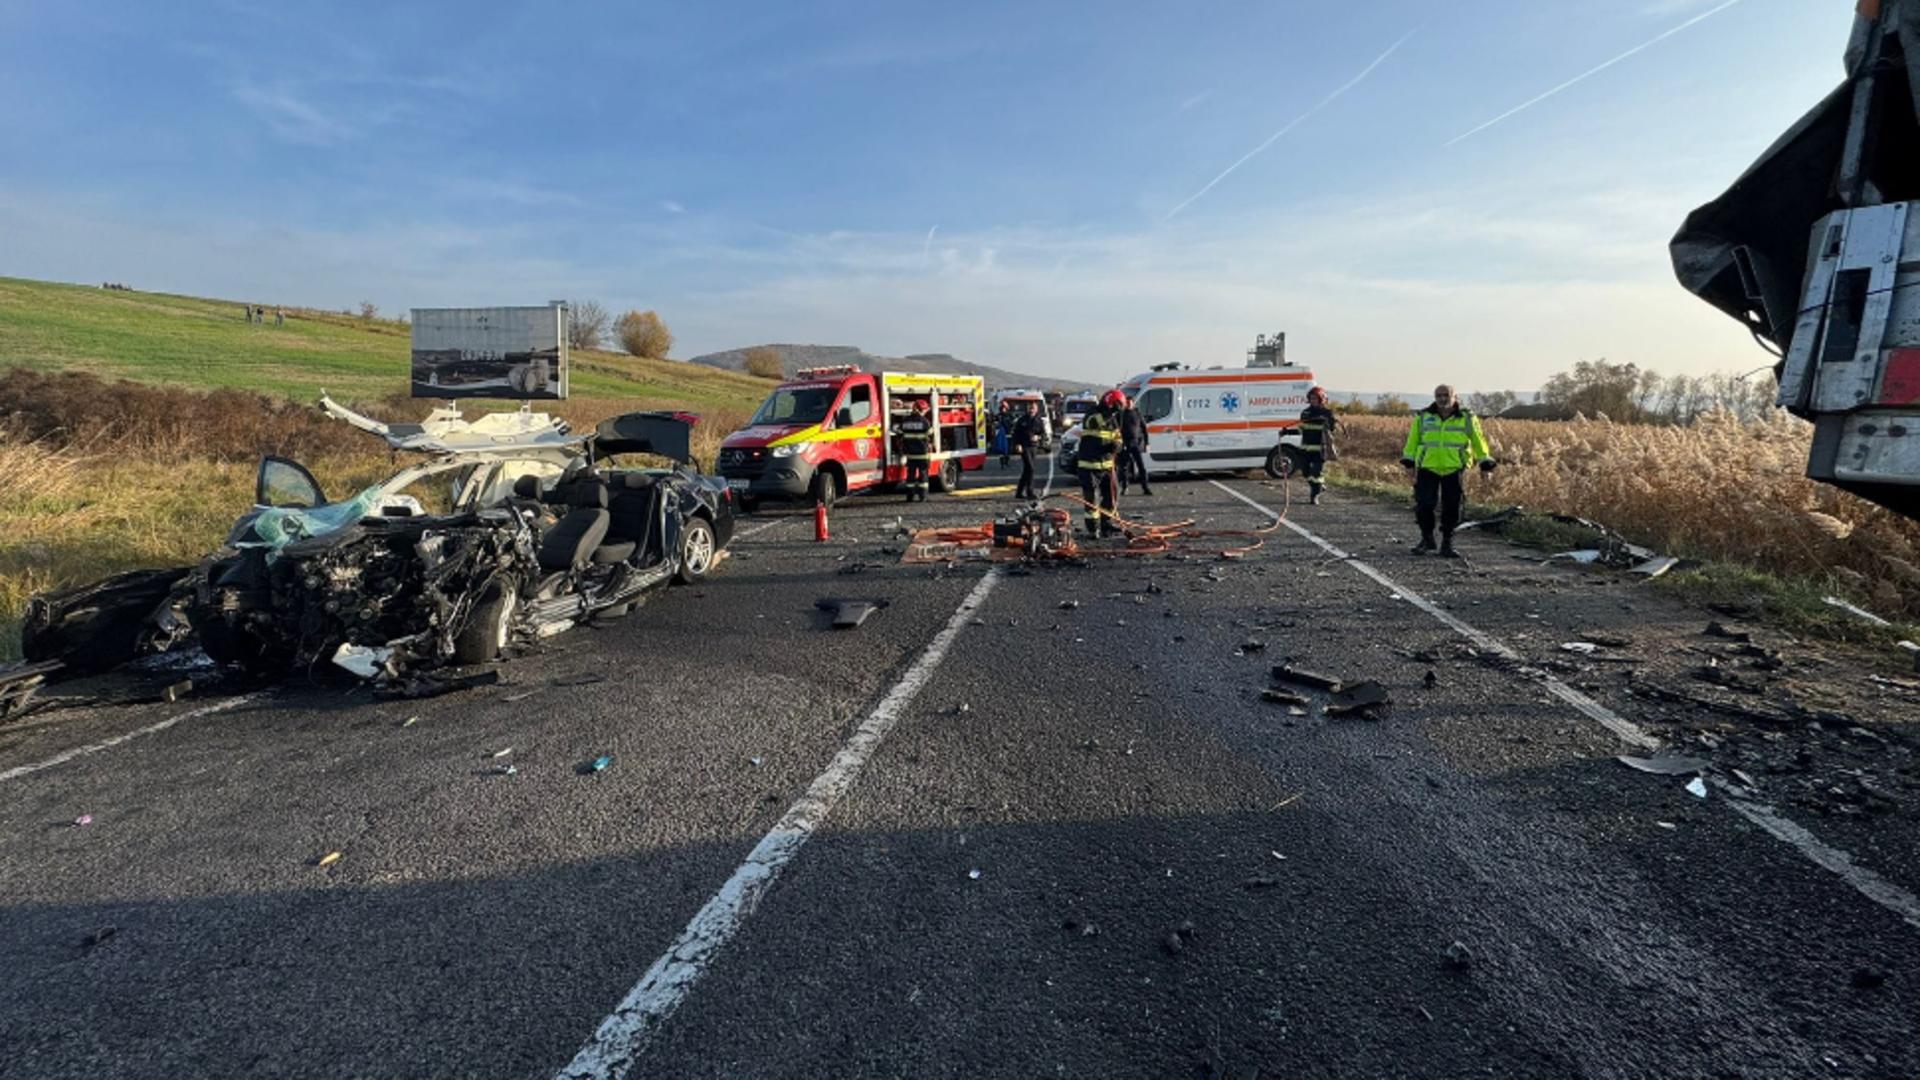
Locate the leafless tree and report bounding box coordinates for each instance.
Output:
[568,300,610,350]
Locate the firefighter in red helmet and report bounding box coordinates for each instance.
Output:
[1076,390,1126,537]
[1298,385,1339,505]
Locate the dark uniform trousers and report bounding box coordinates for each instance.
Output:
[1413,468,1464,536]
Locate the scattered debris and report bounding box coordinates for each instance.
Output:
[492,764,518,777]
[1617,754,1710,776]
[161,679,193,703]
[0,660,61,720]
[501,687,545,702]
[1324,681,1390,718]
[1442,940,1474,971]
[489,747,513,759]
[77,927,118,954]
[1260,688,1310,708]
[72,814,93,827]
[1422,670,1438,690]
[816,597,890,629]
[1685,777,1709,799]
[315,850,343,868]
[1852,966,1889,990]
[379,670,501,700]
[1059,599,1080,610]
[399,715,419,728]
[584,755,615,774]
[1704,621,1754,643]
[1632,556,1680,579]
[1240,640,1267,653]
[968,868,982,880]
[1272,665,1343,693]
[332,643,396,680]
[1561,642,1599,655]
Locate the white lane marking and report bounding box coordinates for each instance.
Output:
[1210,480,1658,748]
[0,693,265,784]
[1213,479,1920,936]
[558,567,1004,1079]
[1721,792,1920,931]
[734,517,789,539]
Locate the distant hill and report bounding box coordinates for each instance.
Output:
[688,343,1099,393]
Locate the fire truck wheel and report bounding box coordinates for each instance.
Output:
[932,458,962,493]
[809,471,839,509]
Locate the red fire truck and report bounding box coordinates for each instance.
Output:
[717,366,988,510]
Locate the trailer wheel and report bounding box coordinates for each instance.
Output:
[932,458,962,494]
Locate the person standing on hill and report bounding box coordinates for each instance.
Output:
[1297,385,1339,505]
[1401,384,1494,557]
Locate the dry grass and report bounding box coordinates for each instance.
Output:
[0,372,753,658]
[1333,413,1920,618]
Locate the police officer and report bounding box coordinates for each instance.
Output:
[1401,384,1494,557]
[1298,385,1339,505]
[1077,390,1124,537]
[1011,401,1042,500]
[899,397,934,502]
[1117,394,1152,496]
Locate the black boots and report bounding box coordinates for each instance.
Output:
[1411,533,1436,555]
[1438,534,1459,559]
[1308,483,1322,505]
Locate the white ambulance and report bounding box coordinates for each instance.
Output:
[1059,359,1316,478]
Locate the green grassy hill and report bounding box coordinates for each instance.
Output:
[0,276,770,412]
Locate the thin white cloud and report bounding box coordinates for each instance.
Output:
[1445,0,1747,147]
[231,80,357,145]
[922,224,938,262]
[1164,29,1417,221]
[662,200,686,214]
[1178,89,1214,112]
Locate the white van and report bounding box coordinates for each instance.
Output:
[991,389,1054,450]
[1059,363,1316,477]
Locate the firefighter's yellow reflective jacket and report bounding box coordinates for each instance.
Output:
[1401,406,1491,475]
[1076,411,1119,470]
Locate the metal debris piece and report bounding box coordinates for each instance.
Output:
[1685,777,1709,799]
[1240,640,1267,653]
[490,747,513,758]
[399,715,419,728]
[1561,642,1599,655]
[0,660,60,720]
[73,814,93,827]
[1272,665,1343,693]
[1442,940,1474,971]
[381,670,501,699]
[1059,599,1080,610]
[315,851,343,868]
[585,755,615,774]
[968,868,982,880]
[1324,680,1390,718]
[1260,688,1310,708]
[1632,556,1680,578]
[162,679,193,703]
[1823,596,1892,626]
[1617,754,1710,776]
[816,597,891,629]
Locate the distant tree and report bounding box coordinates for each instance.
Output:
[568,300,610,350]
[1540,359,1643,420]
[1372,393,1411,415]
[744,346,785,380]
[358,301,379,320]
[1340,394,1372,415]
[615,309,674,359]
[1467,390,1516,416]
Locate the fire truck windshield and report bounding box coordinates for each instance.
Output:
[750,385,837,426]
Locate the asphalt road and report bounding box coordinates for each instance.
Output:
[4,465,1919,1079]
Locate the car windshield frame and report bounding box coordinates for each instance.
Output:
[750,384,838,427]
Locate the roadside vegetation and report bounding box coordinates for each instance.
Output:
[1328,413,1920,641]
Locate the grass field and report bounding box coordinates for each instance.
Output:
[0,276,770,409]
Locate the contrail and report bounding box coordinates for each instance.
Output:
[1165,29,1417,221]
[1445,0,1746,147]
[923,225,938,262]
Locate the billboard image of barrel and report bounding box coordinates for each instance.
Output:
[410,303,570,400]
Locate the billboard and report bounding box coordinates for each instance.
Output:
[410,303,570,400]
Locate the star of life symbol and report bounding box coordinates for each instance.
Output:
[1220,391,1240,413]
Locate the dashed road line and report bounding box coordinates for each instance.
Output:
[557,567,1004,1079]
[1213,479,1920,935]
[733,516,791,539]
[0,693,266,785]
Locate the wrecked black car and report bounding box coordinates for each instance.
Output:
[21,397,734,682]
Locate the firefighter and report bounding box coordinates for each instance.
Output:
[1400,383,1494,557]
[1011,400,1042,500]
[899,397,934,502]
[1298,385,1338,505]
[1117,394,1153,496]
[1076,390,1125,537]
[994,400,1013,467]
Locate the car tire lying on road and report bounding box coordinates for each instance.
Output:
[452,576,518,665]
[676,516,717,585]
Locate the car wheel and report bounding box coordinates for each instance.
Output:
[452,576,517,665]
[1265,447,1294,480]
[809,471,838,509]
[932,458,962,493]
[676,516,717,584]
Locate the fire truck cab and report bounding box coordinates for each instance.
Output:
[718,366,987,509]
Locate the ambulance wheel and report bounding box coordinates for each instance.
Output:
[933,459,962,493]
[809,471,839,509]
[1265,447,1294,480]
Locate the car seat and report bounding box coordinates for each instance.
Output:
[538,479,623,572]
[604,473,661,565]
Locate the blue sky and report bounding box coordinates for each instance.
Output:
[0,0,1851,390]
